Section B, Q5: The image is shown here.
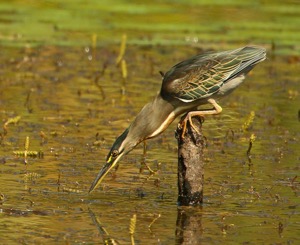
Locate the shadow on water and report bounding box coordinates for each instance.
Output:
[0,1,299,244]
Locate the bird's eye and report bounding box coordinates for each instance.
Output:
[111,150,119,158]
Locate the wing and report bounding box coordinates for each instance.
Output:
[160,46,266,102]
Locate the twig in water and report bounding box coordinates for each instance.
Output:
[246,134,256,165]
[3,116,21,135]
[148,214,161,231]
[116,34,127,65]
[121,59,127,80]
[92,33,97,49]
[13,136,43,164]
[129,214,137,245]
[242,111,255,131]
[88,208,119,245]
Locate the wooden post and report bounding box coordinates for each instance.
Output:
[176,116,204,206]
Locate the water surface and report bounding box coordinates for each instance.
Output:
[0,1,299,244]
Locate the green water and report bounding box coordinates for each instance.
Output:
[0,0,299,244]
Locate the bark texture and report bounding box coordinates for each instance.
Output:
[176,116,204,206]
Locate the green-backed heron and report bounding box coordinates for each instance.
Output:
[89,46,266,193]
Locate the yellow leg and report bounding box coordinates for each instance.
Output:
[181,99,223,138]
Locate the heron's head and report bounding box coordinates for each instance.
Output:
[89,128,137,193]
[88,101,162,193]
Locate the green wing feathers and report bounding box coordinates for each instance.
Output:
[161,46,266,102]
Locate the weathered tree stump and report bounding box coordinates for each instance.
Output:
[176,116,205,206]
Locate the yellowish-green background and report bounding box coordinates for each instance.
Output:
[0,0,299,54]
[0,0,299,244]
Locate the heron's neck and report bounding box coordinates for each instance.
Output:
[128,93,175,143]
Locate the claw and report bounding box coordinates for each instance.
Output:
[179,116,187,139]
[180,114,202,138]
[179,99,222,139]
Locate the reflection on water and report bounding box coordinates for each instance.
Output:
[0,1,299,243]
[0,44,298,244]
[176,207,203,244]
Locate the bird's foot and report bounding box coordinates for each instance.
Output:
[178,99,222,138]
[180,113,204,138]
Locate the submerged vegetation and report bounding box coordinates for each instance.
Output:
[0,0,299,244]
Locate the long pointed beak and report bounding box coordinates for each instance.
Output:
[89,153,124,193]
